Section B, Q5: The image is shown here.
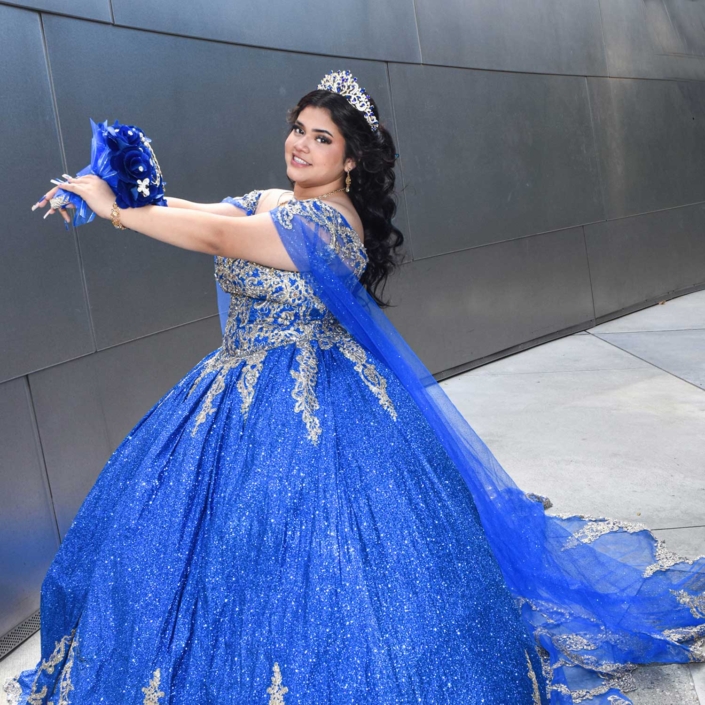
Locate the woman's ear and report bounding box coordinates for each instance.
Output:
[344,158,357,172]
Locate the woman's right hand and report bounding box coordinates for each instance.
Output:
[32,176,76,225]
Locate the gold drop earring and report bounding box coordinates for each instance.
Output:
[345,168,352,193]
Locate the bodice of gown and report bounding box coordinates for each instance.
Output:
[186,189,398,444]
[214,190,368,358]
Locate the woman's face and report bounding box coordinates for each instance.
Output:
[285,105,355,188]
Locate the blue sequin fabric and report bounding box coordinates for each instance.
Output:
[5,190,546,704]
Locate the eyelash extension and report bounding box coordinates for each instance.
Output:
[292,125,330,144]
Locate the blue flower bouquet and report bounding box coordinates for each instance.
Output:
[48,118,167,229]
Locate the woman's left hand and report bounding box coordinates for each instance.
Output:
[35,174,117,222]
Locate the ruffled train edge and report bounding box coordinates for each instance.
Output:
[519,504,705,704]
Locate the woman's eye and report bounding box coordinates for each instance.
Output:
[293,126,329,144]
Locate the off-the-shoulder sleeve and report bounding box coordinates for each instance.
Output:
[269,198,367,279]
[221,189,262,215]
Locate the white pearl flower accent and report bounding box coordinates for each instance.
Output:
[136,177,150,196]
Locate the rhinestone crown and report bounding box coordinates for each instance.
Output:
[317,69,379,132]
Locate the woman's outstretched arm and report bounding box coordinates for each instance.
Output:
[34,180,256,222]
[41,176,297,271]
[118,205,298,271]
[164,196,250,217]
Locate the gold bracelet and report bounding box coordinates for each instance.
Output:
[110,201,127,230]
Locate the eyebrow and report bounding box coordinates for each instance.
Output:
[294,119,334,137]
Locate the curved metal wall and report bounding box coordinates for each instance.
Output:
[2,0,705,642]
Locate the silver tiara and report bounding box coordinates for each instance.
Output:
[317,69,379,132]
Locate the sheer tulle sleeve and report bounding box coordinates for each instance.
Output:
[221,189,263,216]
[269,198,368,278]
[265,201,705,705]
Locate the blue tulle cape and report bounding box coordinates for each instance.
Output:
[215,203,705,704]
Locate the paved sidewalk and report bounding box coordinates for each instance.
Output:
[441,289,705,704]
[3,290,705,703]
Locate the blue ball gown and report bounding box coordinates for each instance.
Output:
[5,190,704,705]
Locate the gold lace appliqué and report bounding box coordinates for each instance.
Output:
[55,634,78,705]
[336,336,398,421]
[266,662,288,705]
[287,325,398,444]
[186,347,267,436]
[25,629,78,705]
[663,623,705,661]
[142,669,165,704]
[671,589,705,619]
[290,340,322,443]
[558,514,705,579]
[523,599,641,703]
[559,515,647,550]
[270,197,368,277]
[207,193,392,444]
[643,539,704,578]
[550,672,637,703]
[222,189,262,216]
[525,650,542,704]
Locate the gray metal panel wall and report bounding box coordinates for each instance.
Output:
[414,0,607,76]
[384,226,595,374]
[2,0,705,643]
[0,0,109,20]
[0,6,94,384]
[585,204,705,318]
[588,76,705,220]
[0,377,59,637]
[389,63,604,259]
[110,0,421,63]
[600,0,705,81]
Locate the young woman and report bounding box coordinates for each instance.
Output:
[9,70,704,705]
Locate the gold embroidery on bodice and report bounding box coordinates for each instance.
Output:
[186,191,397,443]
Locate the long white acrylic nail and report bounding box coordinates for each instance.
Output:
[43,210,52,219]
[31,203,39,211]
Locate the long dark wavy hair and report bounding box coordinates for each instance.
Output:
[285,88,405,308]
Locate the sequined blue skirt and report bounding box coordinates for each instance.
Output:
[8,342,545,704]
